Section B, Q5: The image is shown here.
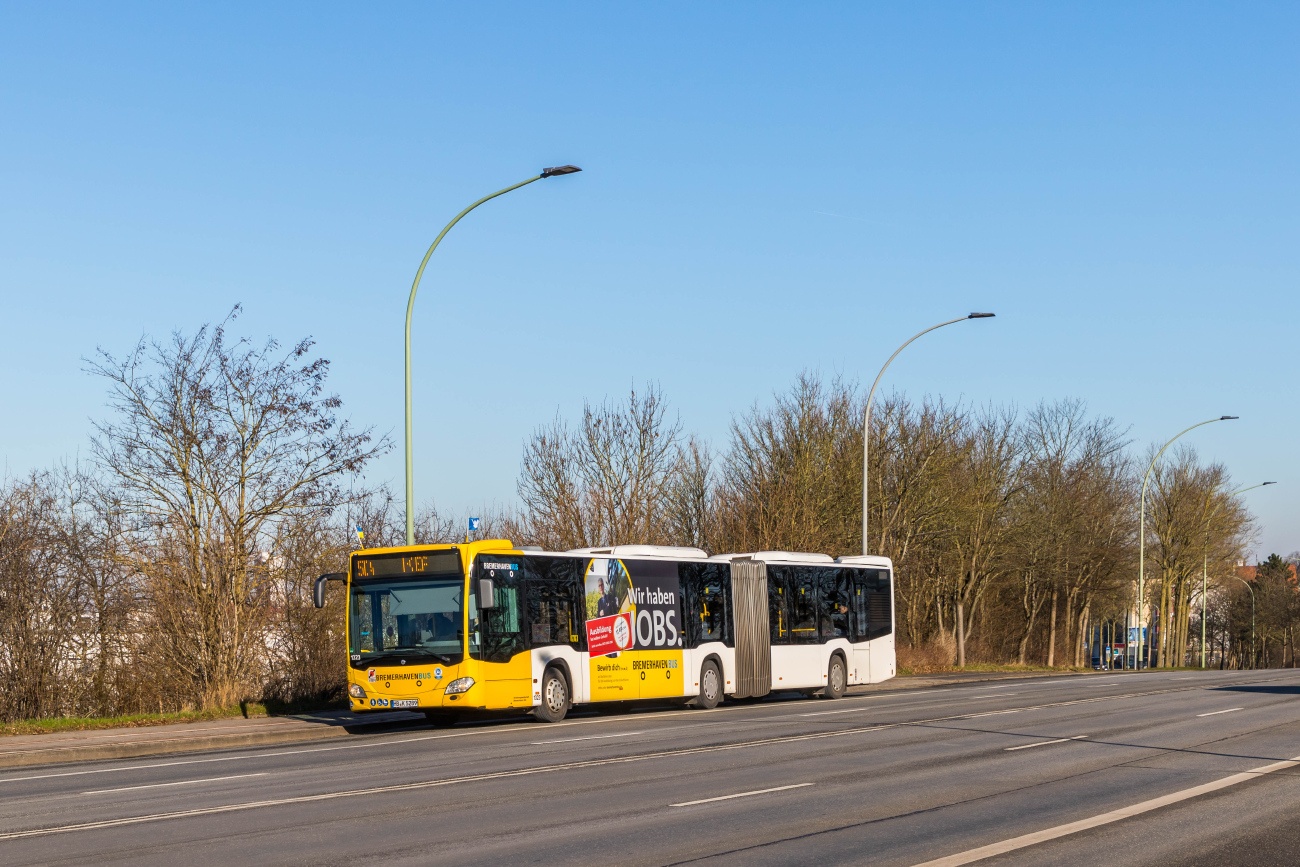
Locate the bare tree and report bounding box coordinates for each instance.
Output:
[947,407,1021,666]
[1146,446,1251,667]
[716,374,863,556]
[664,436,716,549]
[86,308,388,709]
[0,473,81,720]
[517,384,682,550]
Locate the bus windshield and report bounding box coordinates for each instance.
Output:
[350,577,465,665]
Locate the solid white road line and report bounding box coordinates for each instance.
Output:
[910,753,1300,867]
[1004,736,1088,752]
[1197,708,1243,717]
[83,773,268,795]
[964,710,1020,719]
[670,783,812,807]
[531,732,643,745]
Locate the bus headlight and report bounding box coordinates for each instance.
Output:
[348,683,366,699]
[444,677,475,695]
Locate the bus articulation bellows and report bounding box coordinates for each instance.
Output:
[314,541,895,723]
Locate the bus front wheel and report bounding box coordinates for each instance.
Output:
[535,668,569,723]
[823,655,846,699]
[695,661,722,710]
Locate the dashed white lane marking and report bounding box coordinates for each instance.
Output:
[670,783,812,807]
[910,753,1300,866]
[3,673,1292,785]
[83,773,267,795]
[964,710,1021,719]
[531,732,643,745]
[0,727,884,840]
[801,694,1016,717]
[1004,736,1088,752]
[1197,708,1243,717]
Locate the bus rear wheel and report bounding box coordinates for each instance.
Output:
[534,667,569,723]
[823,655,846,699]
[695,661,722,709]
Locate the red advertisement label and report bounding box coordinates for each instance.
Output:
[587,612,634,657]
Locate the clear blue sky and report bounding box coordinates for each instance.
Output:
[2,3,1296,558]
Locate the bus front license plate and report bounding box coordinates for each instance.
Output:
[390,699,418,709]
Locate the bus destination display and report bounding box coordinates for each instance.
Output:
[352,550,462,579]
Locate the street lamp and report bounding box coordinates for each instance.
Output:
[861,313,995,555]
[1200,482,1276,668]
[403,166,582,545]
[1136,415,1237,668]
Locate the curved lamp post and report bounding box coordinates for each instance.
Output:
[1199,482,1275,668]
[862,313,995,555]
[1137,415,1237,667]
[403,166,582,545]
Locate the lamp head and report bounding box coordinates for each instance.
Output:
[1220,415,1239,420]
[968,312,995,319]
[1263,481,1277,486]
[541,165,582,178]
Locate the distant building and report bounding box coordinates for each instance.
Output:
[1236,563,1298,584]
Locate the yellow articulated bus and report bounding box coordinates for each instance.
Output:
[313,540,895,724]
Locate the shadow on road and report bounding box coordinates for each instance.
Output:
[1213,684,1300,695]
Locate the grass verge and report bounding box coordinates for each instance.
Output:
[0,705,267,737]
[0,696,347,738]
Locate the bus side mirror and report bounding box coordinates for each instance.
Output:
[478,578,496,609]
[313,572,347,608]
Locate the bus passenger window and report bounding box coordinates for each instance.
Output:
[524,556,586,649]
[697,584,727,641]
[788,568,818,644]
[769,577,787,644]
[868,570,892,640]
[680,563,731,647]
[851,579,870,642]
[818,570,850,639]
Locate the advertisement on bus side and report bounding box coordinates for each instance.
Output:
[585,558,684,701]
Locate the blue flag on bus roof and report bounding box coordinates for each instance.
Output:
[469,517,480,532]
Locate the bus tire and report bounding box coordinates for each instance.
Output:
[823,654,847,699]
[535,667,569,723]
[423,711,457,728]
[696,661,722,710]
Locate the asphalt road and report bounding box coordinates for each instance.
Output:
[5,669,1300,866]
